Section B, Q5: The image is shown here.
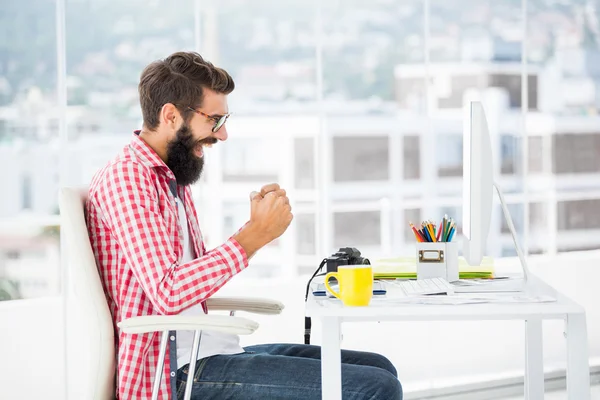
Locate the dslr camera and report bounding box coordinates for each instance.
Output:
[325,247,370,273]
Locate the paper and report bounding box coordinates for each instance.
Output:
[372,256,495,279]
[452,278,513,286]
[370,296,489,306]
[315,292,556,308]
[453,293,556,303]
[314,296,489,307]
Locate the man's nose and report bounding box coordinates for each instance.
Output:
[214,126,228,141]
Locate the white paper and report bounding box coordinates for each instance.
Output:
[370,296,489,305]
[315,293,556,308]
[453,293,556,303]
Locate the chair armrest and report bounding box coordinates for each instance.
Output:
[205,297,284,315]
[117,314,259,335]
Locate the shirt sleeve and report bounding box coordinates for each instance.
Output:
[95,161,249,315]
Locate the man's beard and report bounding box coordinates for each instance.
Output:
[165,123,215,186]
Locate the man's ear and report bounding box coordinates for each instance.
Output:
[160,103,179,130]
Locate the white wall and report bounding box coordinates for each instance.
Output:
[0,251,598,398]
[0,297,64,399]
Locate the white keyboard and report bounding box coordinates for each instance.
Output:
[393,278,454,296]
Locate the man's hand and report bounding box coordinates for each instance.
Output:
[234,183,293,258]
[249,182,288,204]
[259,183,280,198]
[250,183,288,203]
[249,189,293,240]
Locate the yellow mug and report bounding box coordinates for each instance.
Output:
[324,265,373,307]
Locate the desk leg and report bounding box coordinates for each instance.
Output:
[566,313,590,400]
[525,318,544,399]
[321,317,342,400]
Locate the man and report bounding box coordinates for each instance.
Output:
[86,51,402,399]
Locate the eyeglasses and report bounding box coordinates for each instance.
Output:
[186,107,231,133]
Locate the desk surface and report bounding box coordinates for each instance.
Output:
[305,274,584,320]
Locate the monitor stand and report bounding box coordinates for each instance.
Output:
[494,181,531,282]
[454,182,531,293]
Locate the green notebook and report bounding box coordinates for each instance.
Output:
[372,256,494,279]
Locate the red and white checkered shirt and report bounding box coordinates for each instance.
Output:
[86,132,248,399]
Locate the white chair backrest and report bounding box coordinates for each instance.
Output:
[59,187,115,400]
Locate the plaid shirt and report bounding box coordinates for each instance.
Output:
[86,132,248,399]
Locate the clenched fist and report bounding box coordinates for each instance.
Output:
[259,183,282,198]
[233,184,293,258]
[249,189,293,242]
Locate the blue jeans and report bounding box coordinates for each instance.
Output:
[176,343,402,400]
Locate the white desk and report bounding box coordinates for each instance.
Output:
[305,275,590,400]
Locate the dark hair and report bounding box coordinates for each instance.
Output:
[138,51,235,130]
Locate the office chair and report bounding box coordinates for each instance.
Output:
[59,186,284,400]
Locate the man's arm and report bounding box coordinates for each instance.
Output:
[96,161,249,315]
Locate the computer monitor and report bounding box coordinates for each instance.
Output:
[461,100,531,282]
[462,101,493,266]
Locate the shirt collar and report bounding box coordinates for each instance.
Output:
[130,130,172,175]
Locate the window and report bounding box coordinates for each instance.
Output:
[557,243,600,253]
[436,134,462,177]
[501,134,519,175]
[239,264,280,279]
[528,201,549,254]
[488,74,538,110]
[295,213,316,255]
[0,280,20,301]
[333,211,381,249]
[294,138,314,189]
[298,265,317,277]
[529,202,548,233]
[333,137,389,182]
[403,135,420,180]
[501,203,523,234]
[323,1,424,103]
[403,208,421,242]
[395,77,426,111]
[528,136,544,174]
[222,138,281,182]
[6,251,21,260]
[501,246,518,257]
[0,121,7,141]
[557,199,600,231]
[438,75,482,109]
[1,0,60,300]
[553,134,600,174]
[21,174,33,210]
[529,247,546,255]
[1,0,594,291]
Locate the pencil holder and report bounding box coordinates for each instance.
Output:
[416,241,459,282]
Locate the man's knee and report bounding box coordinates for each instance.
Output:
[381,374,403,400]
[356,367,402,400]
[362,351,398,378]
